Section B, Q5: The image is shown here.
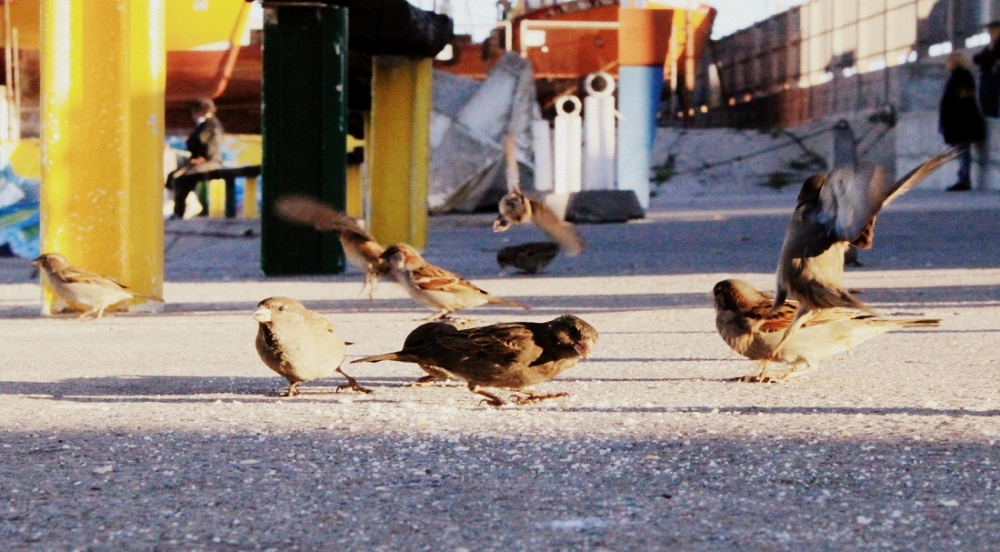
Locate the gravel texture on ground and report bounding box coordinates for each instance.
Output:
[1,189,999,551]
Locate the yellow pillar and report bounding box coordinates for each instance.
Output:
[368,56,431,249]
[39,0,165,314]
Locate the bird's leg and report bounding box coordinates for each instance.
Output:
[335,367,374,394]
[419,310,449,322]
[732,360,771,383]
[470,384,506,407]
[509,391,569,405]
[361,273,376,301]
[282,381,302,397]
[771,306,816,355]
[770,361,817,382]
[406,375,440,387]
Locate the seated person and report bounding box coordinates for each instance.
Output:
[166,98,224,219]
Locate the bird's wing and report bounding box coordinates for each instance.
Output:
[819,148,961,247]
[850,147,963,248]
[505,132,521,193]
[274,195,372,240]
[410,263,484,294]
[435,324,535,365]
[58,265,127,289]
[529,199,585,257]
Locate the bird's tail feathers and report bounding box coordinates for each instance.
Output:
[351,352,408,364]
[488,296,531,310]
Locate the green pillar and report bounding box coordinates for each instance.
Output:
[261,4,347,275]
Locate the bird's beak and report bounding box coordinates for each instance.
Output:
[493,216,510,232]
[574,339,594,359]
[31,257,41,267]
[252,306,271,323]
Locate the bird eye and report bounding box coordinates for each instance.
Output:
[278,306,285,311]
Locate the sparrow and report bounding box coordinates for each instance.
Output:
[33,253,163,319]
[253,296,372,396]
[273,195,389,299]
[396,317,480,386]
[380,242,530,320]
[492,134,585,257]
[771,148,958,351]
[352,314,598,406]
[713,279,940,382]
[497,241,559,274]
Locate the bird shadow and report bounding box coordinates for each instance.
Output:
[0,375,421,404]
[546,405,1000,417]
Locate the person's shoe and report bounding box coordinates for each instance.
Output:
[946,182,971,192]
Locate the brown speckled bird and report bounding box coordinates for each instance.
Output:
[273,195,389,299]
[352,314,598,406]
[771,148,958,352]
[381,243,530,321]
[253,296,372,396]
[497,241,559,274]
[714,279,940,382]
[33,252,163,319]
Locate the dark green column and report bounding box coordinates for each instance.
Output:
[261,5,347,275]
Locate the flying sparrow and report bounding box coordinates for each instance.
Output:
[253,296,372,396]
[273,195,389,299]
[497,241,560,274]
[771,148,958,351]
[352,314,598,406]
[714,279,940,382]
[33,252,163,319]
[493,134,585,256]
[380,243,530,320]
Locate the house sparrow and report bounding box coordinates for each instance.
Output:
[714,279,940,382]
[397,318,480,386]
[352,314,598,406]
[380,243,530,320]
[33,252,163,319]
[273,195,389,299]
[771,148,958,351]
[497,241,559,274]
[493,134,585,256]
[253,296,372,396]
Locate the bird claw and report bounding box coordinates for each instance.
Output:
[509,392,569,405]
[336,382,374,394]
[479,397,506,407]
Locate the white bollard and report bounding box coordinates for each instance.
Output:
[553,95,582,194]
[583,71,616,190]
[531,119,554,192]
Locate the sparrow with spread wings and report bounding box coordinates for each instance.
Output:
[771,148,959,352]
[714,279,940,382]
[493,134,585,259]
[273,195,389,299]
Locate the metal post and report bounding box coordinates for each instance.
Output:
[260,4,348,275]
[39,0,165,315]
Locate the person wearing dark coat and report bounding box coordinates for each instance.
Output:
[973,22,1000,118]
[940,53,986,191]
[165,98,225,218]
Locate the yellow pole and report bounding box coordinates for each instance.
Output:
[368,56,431,249]
[39,0,165,315]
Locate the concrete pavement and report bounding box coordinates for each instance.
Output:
[1,189,999,550]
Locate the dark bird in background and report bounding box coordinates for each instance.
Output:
[352,314,598,406]
[253,296,372,396]
[381,242,530,321]
[771,148,958,352]
[493,134,585,257]
[273,195,389,299]
[395,318,480,386]
[714,279,940,382]
[33,253,163,319]
[497,241,560,274]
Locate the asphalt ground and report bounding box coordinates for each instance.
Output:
[1,189,999,551]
